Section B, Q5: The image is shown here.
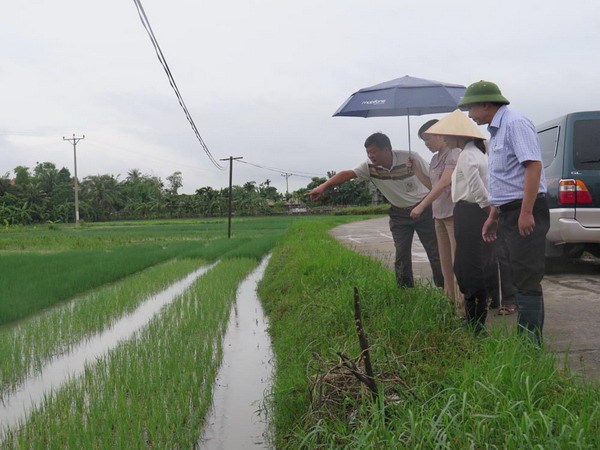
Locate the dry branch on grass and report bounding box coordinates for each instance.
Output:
[307,288,413,419]
[308,350,411,421]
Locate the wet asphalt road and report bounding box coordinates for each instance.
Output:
[331,217,600,382]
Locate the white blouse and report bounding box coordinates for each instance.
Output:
[451,142,489,208]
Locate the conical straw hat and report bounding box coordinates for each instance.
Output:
[422,109,485,140]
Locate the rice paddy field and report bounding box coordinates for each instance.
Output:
[0,216,306,447]
[1,215,599,448]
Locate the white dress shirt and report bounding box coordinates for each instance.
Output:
[451,142,489,209]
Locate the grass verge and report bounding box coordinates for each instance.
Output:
[258,218,600,448]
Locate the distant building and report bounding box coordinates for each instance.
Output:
[367,183,385,205]
[284,196,308,214]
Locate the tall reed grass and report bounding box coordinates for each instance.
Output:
[259,219,600,449]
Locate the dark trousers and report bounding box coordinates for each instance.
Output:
[453,201,493,301]
[486,231,516,307]
[389,205,443,288]
[499,196,550,295]
[499,195,550,344]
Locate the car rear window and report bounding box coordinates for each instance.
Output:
[573,119,600,170]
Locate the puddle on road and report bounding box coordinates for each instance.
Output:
[0,263,214,435]
[199,256,274,450]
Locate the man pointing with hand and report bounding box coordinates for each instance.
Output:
[307,132,444,290]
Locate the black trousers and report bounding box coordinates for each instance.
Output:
[499,196,550,295]
[453,201,494,300]
[389,205,443,288]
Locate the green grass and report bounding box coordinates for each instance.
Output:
[0,217,294,251]
[258,218,600,449]
[0,216,366,445]
[0,217,292,390]
[0,217,295,325]
[0,243,192,324]
[331,205,389,215]
[2,258,258,448]
[0,258,205,392]
[10,215,587,448]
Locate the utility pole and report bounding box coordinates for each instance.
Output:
[281,172,292,195]
[63,133,85,225]
[220,156,243,238]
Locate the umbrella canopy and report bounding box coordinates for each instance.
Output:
[333,75,466,151]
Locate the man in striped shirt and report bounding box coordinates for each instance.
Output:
[459,80,550,346]
[307,132,444,289]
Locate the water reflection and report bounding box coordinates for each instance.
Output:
[0,264,214,436]
[200,256,274,449]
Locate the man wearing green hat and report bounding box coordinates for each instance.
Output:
[458,80,549,346]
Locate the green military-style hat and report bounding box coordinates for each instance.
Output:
[458,80,510,106]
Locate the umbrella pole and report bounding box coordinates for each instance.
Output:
[407,114,411,155]
[406,114,413,173]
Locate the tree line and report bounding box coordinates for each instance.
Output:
[0,163,374,225]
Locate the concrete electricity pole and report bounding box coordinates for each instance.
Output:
[219,156,243,238]
[281,172,292,195]
[63,133,85,225]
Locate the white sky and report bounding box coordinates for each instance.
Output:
[1,0,599,194]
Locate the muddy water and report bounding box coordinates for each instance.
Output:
[199,256,274,449]
[0,264,214,435]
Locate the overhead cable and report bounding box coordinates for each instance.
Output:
[132,0,224,170]
[86,139,212,173]
[237,160,323,179]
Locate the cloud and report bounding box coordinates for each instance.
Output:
[1,0,600,194]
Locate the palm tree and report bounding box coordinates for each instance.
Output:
[80,174,123,221]
[126,168,142,183]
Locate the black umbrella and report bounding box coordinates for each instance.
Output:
[334,75,466,153]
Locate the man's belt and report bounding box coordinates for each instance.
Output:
[498,193,546,213]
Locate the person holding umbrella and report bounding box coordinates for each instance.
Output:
[306,132,444,289]
[459,80,549,345]
[406,119,462,312]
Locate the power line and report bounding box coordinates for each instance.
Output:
[86,139,212,174]
[5,133,321,184]
[237,160,322,179]
[132,0,224,170]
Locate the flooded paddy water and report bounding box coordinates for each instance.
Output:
[1,257,276,447]
[200,256,274,449]
[0,264,213,437]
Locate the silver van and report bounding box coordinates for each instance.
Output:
[537,111,600,259]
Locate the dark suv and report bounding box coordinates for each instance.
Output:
[537,111,600,259]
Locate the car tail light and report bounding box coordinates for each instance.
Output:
[558,179,593,204]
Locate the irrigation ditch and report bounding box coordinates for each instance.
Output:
[200,256,273,449]
[0,256,276,448]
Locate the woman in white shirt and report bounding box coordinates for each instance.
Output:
[421,110,491,333]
